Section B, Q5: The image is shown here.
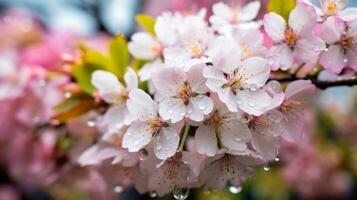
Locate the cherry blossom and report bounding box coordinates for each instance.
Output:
[203,44,272,116]
[320,16,357,73]
[152,64,213,123]
[210,1,261,33]
[122,88,180,160]
[91,68,138,132]
[264,3,325,70]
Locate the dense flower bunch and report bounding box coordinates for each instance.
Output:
[76,0,357,198]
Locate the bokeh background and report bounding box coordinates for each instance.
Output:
[0,0,356,200]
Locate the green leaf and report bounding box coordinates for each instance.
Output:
[108,35,129,79]
[136,14,156,35]
[82,49,108,68]
[52,97,96,123]
[267,0,296,20]
[72,63,101,94]
[53,94,91,112]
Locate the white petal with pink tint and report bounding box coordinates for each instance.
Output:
[237,89,272,116]
[195,125,218,156]
[320,45,345,74]
[91,70,124,103]
[220,121,251,151]
[152,67,185,96]
[240,1,261,22]
[346,48,357,69]
[187,64,209,94]
[123,121,153,152]
[289,3,316,36]
[159,97,186,123]
[124,68,138,91]
[127,88,157,120]
[128,32,160,60]
[203,67,228,92]
[294,35,325,64]
[154,127,179,160]
[268,44,294,70]
[240,57,269,89]
[188,95,214,121]
[321,17,344,44]
[264,13,286,42]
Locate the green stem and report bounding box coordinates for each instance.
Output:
[179,125,190,151]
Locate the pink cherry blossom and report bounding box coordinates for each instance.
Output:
[91,68,138,132]
[203,44,272,116]
[264,3,325,70]
[152,64,213,123]
[122,88,180,160]
[320,16,357,73]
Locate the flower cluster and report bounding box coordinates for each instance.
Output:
[76,1,357,198]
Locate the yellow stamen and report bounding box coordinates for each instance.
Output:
[285,28,298,48]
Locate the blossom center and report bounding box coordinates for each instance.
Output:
[281,100,302,113]
[284,28,298,48]
[249,116,271,130]
[178,81,192,104]
[207,111,223,129]
[230,10,238,24]
[241,45,252,60]
[187,40,206,58]
[325,2,338,16]
[340,34,354,50]
[147,118,164,133]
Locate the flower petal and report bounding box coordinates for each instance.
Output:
[240,1,261,22]
[320,44,345,74]
[220,120,251,151]
[128,32,160,60]
[294,34,325,64]
[187,64,209,93]
[159,97,186,123]
[152,67,185,97]
[240,57,270,89]
[154,127,180,160]
[237,89,272,116]
[289,3,316,36]
[321,16,344,44]
[195,125,218,156]
[203,67,228,92]
[124,67,138,91]
[188,95,213,122]
[268,44,294,70]
[91,70,124,103]
[122,121,153,152]
[263,13,286,42]
[127,88,158,120]
[251,132,279,161]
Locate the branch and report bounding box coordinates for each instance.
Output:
[269,76,357,89]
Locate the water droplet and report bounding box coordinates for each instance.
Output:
[237,100,242,105]
[156,144,162,151]
[173,186,189,200]
[180,112,185,116]
[64,92,71,98]
[86,120,96,127]
[344,58,348,63]
[169,110,174,114]
[263,165,271,171]
[149,191,157,198]
[187,108,193,114]
[240,116,249,124]
[114,185,123,193]
[234,137,242,142]
[139,148,148,161]
[134,141,139,146]
[248,101,255,107]
[323,48,328,52]
[198,102,206,111]
[250,85,257,92]
[229,186,242,194]
[275,157,280,162]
